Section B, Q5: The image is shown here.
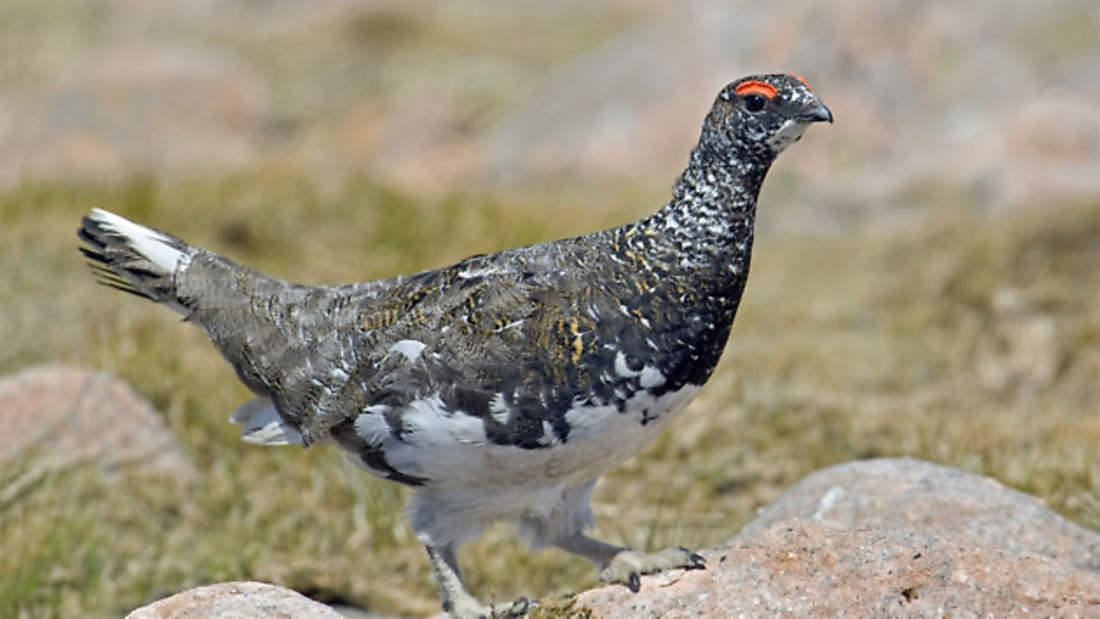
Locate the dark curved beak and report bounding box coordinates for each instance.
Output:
[802,102,834,124]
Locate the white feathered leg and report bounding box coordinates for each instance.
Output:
[539,480,706,593]
[424,541,530,619]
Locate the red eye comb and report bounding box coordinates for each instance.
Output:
[734,80,778,99]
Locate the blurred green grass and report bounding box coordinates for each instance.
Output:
[0,172,1097,618]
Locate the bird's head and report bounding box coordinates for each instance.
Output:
[702,73,832,163]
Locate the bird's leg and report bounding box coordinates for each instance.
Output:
[425,542,472,615]
[424,542,530,619]
[552,531,706,593]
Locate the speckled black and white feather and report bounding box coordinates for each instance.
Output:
[79,74,831,618]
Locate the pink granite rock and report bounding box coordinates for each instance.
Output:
[576,459,1099,618]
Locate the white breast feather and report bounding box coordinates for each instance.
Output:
[371,385,699,490]
[395,385,701,547]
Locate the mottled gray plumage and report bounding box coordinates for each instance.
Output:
[79,73,831,619]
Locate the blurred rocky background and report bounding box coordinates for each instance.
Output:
[2,2,1097,220]
[1,1,1097,618]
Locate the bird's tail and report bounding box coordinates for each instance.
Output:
[79,208,348,445]
[78,208,198,316]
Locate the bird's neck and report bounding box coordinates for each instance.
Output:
[637,141,773,281]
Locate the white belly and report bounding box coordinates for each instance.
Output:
[389,385,702,546]
[382,385,701,490]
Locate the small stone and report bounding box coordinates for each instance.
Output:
[126,581,346,619]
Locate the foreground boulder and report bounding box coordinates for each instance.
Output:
[576,458,1099,618]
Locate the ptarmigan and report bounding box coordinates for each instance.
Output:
[79,73,831,618]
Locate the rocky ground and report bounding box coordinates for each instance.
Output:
[576,458,1099,619]
[119,457,1098,618]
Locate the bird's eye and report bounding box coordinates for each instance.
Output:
[743,94,767,113]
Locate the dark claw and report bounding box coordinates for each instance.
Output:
[507,597,532,617]
[688,551,707,569]
[627,573,641,593]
